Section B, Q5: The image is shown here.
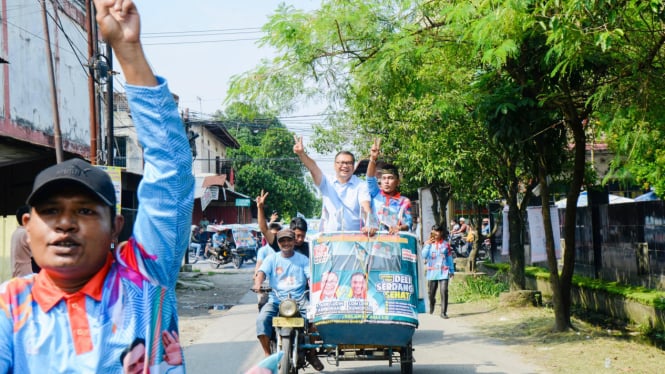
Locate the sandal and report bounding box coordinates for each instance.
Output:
[306,351,324,371]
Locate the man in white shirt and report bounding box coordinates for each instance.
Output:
[293,136,372,232]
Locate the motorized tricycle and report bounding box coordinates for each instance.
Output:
[266,231,424,374]
[204,224,258,269]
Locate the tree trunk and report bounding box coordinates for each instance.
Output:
[555,111,587,332]
[467,228,479,273]
[507,199,526,291]
[430,184,451,225]
[537,157,569,331]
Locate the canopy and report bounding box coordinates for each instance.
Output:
[555,191,634,208]
[634,191,660,202]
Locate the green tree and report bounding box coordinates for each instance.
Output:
[227,0,536,291]
[217,103,320,220]
[227,0,665,333]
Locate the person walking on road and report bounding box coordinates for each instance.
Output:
[422,224,455,318]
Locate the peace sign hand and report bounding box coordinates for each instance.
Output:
[255,189,269,208]
[293,135,304,155]
[370,138,381,162]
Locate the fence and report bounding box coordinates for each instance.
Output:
[560,200,665,290]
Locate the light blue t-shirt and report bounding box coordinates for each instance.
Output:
[212,232,225,248]
[259,252,310,304]
[256,243,276,262]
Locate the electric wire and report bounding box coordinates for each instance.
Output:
[46,0,90,77]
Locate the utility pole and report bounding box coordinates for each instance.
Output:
[86,0,98,164]
[41,0,63,163]
[105,43,114,166]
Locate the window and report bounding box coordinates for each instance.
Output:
[114,136,127,167]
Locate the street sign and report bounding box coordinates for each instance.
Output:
[236,198,251,207]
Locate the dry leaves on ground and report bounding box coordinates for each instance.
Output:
[451,299,665,374]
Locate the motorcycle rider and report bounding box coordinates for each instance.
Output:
[450,217,469,256]
[451,217,469,237]
[252,229,324,371]
[481,218,491,236]
[206,227,226,258]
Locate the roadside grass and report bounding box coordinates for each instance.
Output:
[447,273,665,373]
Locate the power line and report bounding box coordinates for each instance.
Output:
[142,27,262,36]
[144,37,260,46]
[142,30,262,39]
[46,0,89,77]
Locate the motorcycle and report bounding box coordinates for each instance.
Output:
[478,238,491,261]
[206,241,235,268]
[448,234,468,258]
[462,238,490,262]
[253,287,316,374]
[205,224,258,269]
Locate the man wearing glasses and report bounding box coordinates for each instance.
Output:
[293,136,372,232]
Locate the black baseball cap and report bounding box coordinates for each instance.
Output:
[27,158,116,207]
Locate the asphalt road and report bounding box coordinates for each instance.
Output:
[180,265,547,374]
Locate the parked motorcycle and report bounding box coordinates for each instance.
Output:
[448,234,468,258]
[464,238,490,262]
[478,238,491,261]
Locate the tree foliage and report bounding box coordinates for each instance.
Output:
[217,103,320,221]
[226,0,665,332]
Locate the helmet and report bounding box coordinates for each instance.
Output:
[459,217,466,222]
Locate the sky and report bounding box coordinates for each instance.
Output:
[123,1,335,174]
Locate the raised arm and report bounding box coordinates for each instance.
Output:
[293,135,323,186]
[94,0,194,284]
[94,0,156,87]
[255,190,276,245]
[367,138,380,178]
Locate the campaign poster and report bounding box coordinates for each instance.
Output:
[309,232,420,328]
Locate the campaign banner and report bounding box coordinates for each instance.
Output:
[309,232,420,328]
[96,165,122,214]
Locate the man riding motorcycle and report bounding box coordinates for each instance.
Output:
[252,229,324,371]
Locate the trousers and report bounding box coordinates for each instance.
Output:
[428,279,449,314]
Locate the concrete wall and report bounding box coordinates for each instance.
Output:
[192,125,229,175]
[0,0,90,155]
[525,275,665,331]
[0,216,18,282]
